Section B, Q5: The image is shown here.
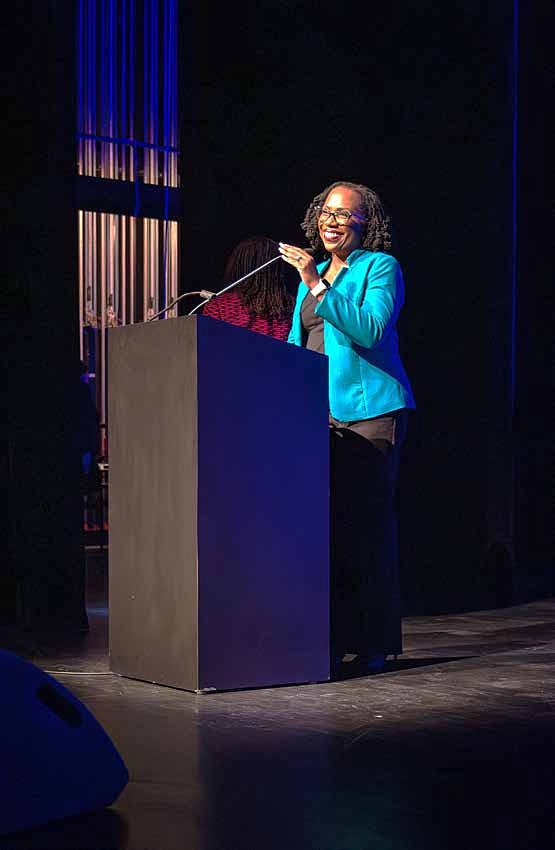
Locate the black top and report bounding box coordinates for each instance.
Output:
[301,290,325,354]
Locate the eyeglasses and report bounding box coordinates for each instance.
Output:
[316,205,367,225]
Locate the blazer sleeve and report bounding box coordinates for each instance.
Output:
[314,253,404,349]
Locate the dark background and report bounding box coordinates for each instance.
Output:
[3,0,552,627]
[180,0,552,613]
[3,2,86,629]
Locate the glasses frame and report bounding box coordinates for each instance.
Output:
[316,205,368,225]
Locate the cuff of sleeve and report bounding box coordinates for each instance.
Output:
[310,279,330,298]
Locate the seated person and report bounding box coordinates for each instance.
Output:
[202,236,294,341]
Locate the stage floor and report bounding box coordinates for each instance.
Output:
[2,554,554,850]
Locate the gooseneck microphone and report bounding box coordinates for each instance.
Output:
[147,289,216,322]
[186,255,282,317]
[148,246,315,322]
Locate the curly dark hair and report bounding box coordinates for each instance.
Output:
[224,236,294,319]
[301,181,392,253]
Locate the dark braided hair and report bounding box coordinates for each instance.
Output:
[301,181,392,253]
[224,236,294,319]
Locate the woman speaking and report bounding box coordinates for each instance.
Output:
[279,181,415,674]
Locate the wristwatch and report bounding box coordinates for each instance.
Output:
[310,279,330,298]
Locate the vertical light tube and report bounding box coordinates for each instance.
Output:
[91,0,97,176]
[151,218,159,315]
[78,0,180,425]
[121,0,126,179]
[86,0,93,174]
[92,213,98,324]
[121,215,127,324]
[109,0,116,179]
[130,0,136,180]
[85,212,92,324]
[152,0,158,185]
[170,221,178,313]
[171,0,177,187]
[111,214,119,325]
[130,215,136,322]
[99,0,105,177]
[77,0,84,176]
[143,218,149,320]
[143,0,149,183]
[100,213,107,423]
[84,212,90,323]
[78,211,84,357]
[163,0,169,189]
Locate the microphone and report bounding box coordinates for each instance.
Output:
[187,254,282,317]
[151,246,318,321]
[148,289,215,322]
[186,245,319,318]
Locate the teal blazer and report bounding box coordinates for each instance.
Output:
[287,249,415,421]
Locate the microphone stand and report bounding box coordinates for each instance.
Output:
[186,255,282,317]
[148,289,215,322]
[147,253,281,322]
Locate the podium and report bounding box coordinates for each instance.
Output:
[108,315,330,692]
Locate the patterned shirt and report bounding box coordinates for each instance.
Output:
[202,290,291,341]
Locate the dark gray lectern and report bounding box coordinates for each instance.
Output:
[108,315,329,692]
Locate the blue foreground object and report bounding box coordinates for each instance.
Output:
[0,650,128,836]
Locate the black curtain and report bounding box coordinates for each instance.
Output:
[3,1,87,630]
[180,0,551,612]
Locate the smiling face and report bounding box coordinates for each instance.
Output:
[318,186,367,259]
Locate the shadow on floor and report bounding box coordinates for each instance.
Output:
[335,655,476,681]
[1,809,128,850]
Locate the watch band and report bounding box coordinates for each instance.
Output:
[310,279,330,298]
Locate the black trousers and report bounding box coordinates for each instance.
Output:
[329,411,407,658]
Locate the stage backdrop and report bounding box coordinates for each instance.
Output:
[4,1,86,629]
[179,0,551,612]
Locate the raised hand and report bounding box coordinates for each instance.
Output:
[278,242,321,290]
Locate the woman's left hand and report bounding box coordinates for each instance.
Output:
[278,243,320,290]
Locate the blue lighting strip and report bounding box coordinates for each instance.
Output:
[77,0,84,171]
[91,0,97,168]
[109,0,115,174]
[121,0,127,146]
[130,0,135,176]
[161,0,169,311]
[143,0,149,174]
[77,0,180,181]
[152,0,158,175]
[161,0,176,311]
[100,0,106,169]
